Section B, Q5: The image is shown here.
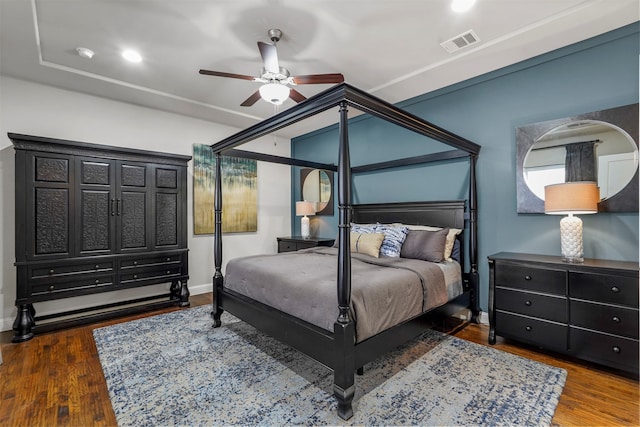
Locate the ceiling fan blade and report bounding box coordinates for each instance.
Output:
[289,89,307,103]
[292,73,344,85]
[240,90,262,107]
[257,41,279,74]
[199,69,257,81]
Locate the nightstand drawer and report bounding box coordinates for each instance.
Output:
[570,327,639,374]
[278,241,297,252]
[571,300,638,339]
[495,288,566,323]
[570,272,638,307]
[495,311,567,351]
[496,263,565,295]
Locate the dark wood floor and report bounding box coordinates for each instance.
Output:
[1,293,638,426]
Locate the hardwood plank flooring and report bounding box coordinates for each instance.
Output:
[1,294,637,426]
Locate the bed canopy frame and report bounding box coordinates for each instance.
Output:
[210,83,481,419]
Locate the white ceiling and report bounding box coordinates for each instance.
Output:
[1,0,638,137]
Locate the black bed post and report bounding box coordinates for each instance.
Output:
[469,154,481,322]
[334,101,356,420]
[212,152,224,327]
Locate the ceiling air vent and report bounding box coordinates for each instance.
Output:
[440,30,480,53]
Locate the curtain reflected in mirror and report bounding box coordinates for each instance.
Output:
[300,168,334,215]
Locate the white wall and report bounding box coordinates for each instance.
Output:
[0,76,292,332]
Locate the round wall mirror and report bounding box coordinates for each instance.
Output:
[523,121,638,200]
[516,103,639,213]
[300,168,334,215]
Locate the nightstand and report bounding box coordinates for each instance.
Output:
[277,236,335,253]
[488,252,639,376]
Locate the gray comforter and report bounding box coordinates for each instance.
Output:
[224,247,461,342]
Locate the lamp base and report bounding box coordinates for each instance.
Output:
[559,214,583,263]
[301,215,310,239]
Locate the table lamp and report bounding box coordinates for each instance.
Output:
[544,181,599,263]
[296,201,315,239]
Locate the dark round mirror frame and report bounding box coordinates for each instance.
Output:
[516,103,639,213]
[300,168,334,216]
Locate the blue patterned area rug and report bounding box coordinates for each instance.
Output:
[93,305,566,426]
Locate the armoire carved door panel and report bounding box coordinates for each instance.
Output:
[154,166,181,249]
[77,157,116,255]
[118,162,149,252]
[31,153,72,258]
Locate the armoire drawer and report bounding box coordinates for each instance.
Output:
[495,263,565,295]
[570,327,639,374]
[32,275,114,295]
[120,266,182,284]
[121,254,182,269]
[495,311,567,351]
[495,287,566,323]
[570,300,639,339]
[570,272,638,307]
[31,261,114,279]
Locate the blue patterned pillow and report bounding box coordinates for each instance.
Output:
[351,223,378,234]
[375,224,409,258]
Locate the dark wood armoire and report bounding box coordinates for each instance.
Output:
[9,133,191,342]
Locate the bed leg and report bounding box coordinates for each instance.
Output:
[333,319,355,420]
[212,272,224,328]
[469,270,481,323]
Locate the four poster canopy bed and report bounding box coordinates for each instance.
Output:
[209,83,481,420]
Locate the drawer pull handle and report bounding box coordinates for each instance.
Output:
[49,269,55,275]
[133,274,138,279]
[166,257,171,262]
[612,316,620,323]
[95,279,100,284]
[133,261,138,266]
[95,265,100,269]
[524,300,532,306]
[525,326,532,332]
[166,270,171,274]
[611,286,620,293]
[48,285,55,291]
[524,275,532,281]
[612,346,620,354]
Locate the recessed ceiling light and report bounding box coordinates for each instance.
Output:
[451,0,476,13]
[122,49,142,63]
[76,47,94,59]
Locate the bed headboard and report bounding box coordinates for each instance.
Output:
[351,201,465,229]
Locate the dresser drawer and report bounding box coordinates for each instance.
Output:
[495,263,565,295]
[32,274,114,295]
[570,272,638,307]
[571,300,639,339]
[495,311,567,351]
[31,261,114,279]
[570,327,639,374]
[495,287,566,323]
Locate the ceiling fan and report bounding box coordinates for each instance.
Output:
[199,29,344,107]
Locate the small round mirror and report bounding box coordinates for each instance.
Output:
[302,169,333,214]
[523,120,638,201]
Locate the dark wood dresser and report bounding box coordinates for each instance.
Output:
[488,252,639,376]
[10,133,191,342]
[277,236,335,253]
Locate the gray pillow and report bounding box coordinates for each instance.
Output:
[400,228,449,262]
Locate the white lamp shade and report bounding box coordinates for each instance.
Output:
[295,201,316,216]
[544,181,599,215]
[259,83,290,105]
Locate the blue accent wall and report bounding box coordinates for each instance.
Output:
[292,23,639,311]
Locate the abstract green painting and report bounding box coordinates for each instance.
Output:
[193,144,257,234]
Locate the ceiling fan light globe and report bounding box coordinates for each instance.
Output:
[259,83,290,105]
